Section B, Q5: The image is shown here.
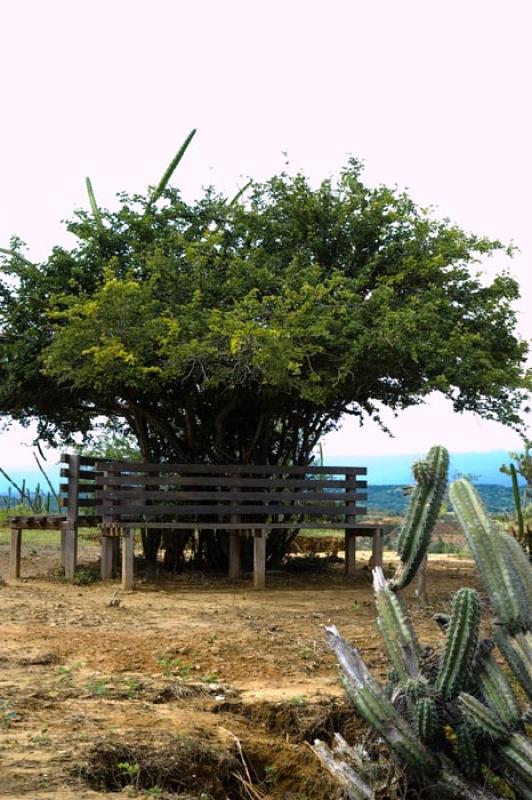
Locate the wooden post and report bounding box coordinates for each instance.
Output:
[345,531,356,576]
[64,453,80,580]
[229,534,241,579]
[101,534,114,580]
[371,527,384,568]
[122,529,134,590]
[228,475,241,579]
[253,531,266,589]
[345,471,356,576]
[9,527,22,579]
[111,537,120,578]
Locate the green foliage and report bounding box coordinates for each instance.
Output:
[1,146,529,569]
[393,445,449,589]
[320,476,532,799]
[0,155,528,465]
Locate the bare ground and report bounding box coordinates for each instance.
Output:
[0,532,482,800]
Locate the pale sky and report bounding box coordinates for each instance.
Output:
[1,0,530,470]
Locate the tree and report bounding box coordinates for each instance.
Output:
[0,137,529,568]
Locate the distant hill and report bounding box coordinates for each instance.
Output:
[328,450,521,487]
[367,484,517,515]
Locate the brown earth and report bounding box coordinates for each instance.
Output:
[0,531,483,800]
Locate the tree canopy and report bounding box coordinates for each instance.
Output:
[0,146,529,471]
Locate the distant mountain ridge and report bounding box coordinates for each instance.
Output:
[328,449,520,487]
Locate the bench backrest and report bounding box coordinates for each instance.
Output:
[60,453,109,520]
[94,461,367,529]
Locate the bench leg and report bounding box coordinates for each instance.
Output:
[372,528,384,568]
[122,530,134,591]
[63,525,77,580]
[228,533,241,579]
[112,537,120,578]
[10,528,22,579]
[60,529,66,568]
[101,535,114,580]
[345,531,356,576]
[253,532,266,589]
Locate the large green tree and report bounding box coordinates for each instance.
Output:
[1,137,529,567]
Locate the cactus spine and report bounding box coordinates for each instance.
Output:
[436,588,481,700]
[393,445,449,590]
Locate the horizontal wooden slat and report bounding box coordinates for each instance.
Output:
[96,461,366,476]
[95,475,367,489]
[95,489,367,503]
[101,516,369,530]
[61,498,98,507]
[62,454,112,467]
[60,468,102,481]
[95,504,363,516]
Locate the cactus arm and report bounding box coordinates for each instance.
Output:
[458,693,510,741]
[476,650,521,728]
[450,479,529,633]
[436,589,481,700]
[493,629,532,701]
[500,733,532,799]
[373,567,420,681]
[414,697,438,741]
[455,723,479,780]
[85,177,103,230]
[510,463,526,546]
[393,446,449,590]
[325,626,440,774]
[151,129,197,203]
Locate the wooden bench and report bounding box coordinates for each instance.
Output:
[95,460,385,590]
[9,453,103,580]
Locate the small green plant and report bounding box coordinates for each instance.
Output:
[298,646,313,661]
[85,677,110,697]
[264,764,277,786]
[73,566,100,585]
[57,661,81,681]
[124,677,142,698]
[0,701,17,729]
[201,672,220,684]
[156,656,191,678]
[117,760,140,789]
[145,788,164,799]
[288,695,306,706]
[30,733,51,747]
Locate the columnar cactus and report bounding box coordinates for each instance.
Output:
[392,445,449,590]
[315,473,532,800]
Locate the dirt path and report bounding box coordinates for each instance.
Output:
[0,536,480,799]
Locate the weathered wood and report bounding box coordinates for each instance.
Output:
[101,519,369,530]
[228,533,241,579]
[345,471,356,575]
[101,535,114,580]
[94,503,365,517]
[122,530,134,591]
[95,475,367,489]
[63,525,77,580]
[345,532,356,576]
[371,527,384,568]
[98,461,366,475]
[94,489,367,503]
[253,532,267,589]
[10,528,22,579]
